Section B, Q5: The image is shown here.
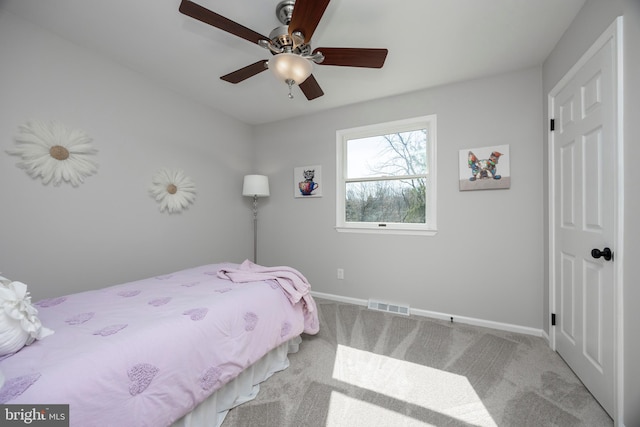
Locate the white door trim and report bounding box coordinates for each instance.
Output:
[547,16,624,425]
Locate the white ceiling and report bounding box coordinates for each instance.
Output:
[1,0,585,125]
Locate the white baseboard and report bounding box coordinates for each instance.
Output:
[311,290,544,338]
[541,329,550,345]
[312,291,369,307]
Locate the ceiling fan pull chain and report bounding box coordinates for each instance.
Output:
[287,79,294,99]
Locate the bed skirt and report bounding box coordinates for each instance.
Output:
[171,336,301,427]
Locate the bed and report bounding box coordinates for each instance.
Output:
[0,261,319,427]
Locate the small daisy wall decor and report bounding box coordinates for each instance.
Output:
[7,119,98,186]
[149,168,196,214]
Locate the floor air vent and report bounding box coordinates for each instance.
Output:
[368,300,410,316]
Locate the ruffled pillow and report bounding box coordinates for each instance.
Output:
[0,275,54,356]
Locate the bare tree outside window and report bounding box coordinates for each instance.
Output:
[345,130,428,224]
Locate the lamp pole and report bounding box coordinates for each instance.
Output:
[252,194,258,263]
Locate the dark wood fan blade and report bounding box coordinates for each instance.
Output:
[288,0,330,43]
[179,0,269,45]
[220,60,269,84]
[299,74,324,100]
[314,48,388,68]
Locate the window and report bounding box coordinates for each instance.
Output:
[336,115,437,235]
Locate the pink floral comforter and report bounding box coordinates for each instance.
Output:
[0,262,319,426]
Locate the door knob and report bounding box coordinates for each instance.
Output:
[591,247,613,261]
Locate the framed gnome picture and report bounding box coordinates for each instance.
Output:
[458,144,510,191]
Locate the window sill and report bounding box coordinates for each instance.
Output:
[334,226,438,236]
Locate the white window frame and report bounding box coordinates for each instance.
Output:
[335,115,437,236]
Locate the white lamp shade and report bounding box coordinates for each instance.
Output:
[268,53,313,84]
[243,175,270,197]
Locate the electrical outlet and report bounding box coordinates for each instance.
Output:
[337,268,344,280]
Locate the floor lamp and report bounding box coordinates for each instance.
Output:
[242,175,270,264]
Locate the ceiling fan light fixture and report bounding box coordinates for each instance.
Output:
[268,52,313,85]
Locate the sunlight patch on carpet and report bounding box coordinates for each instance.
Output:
[332,344,497,426]
[327,391,432,427]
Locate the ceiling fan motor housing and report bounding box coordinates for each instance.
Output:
[268,26,311,55]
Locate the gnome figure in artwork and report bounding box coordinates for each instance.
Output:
[468,151,503,181]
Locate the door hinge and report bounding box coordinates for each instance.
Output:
[551,313,556,326]
[550,119,555,131]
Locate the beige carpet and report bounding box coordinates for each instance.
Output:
[222,299,612,426]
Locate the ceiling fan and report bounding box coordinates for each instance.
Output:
[179,0,388,100]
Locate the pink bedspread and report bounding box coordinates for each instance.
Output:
[0,262,319,427]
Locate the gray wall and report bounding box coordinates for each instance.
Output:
[0,10,255,298]
[542,0,640,425]
[254,67,544,330]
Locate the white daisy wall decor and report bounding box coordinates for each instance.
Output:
[149,168,196,214]
[7,119,98,186]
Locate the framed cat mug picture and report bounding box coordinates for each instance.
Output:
[294,165,322,198]
[458,144,511,191]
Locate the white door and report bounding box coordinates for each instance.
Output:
[549,18,621,418]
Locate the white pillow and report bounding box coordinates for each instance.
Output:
[0,275,54,356]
